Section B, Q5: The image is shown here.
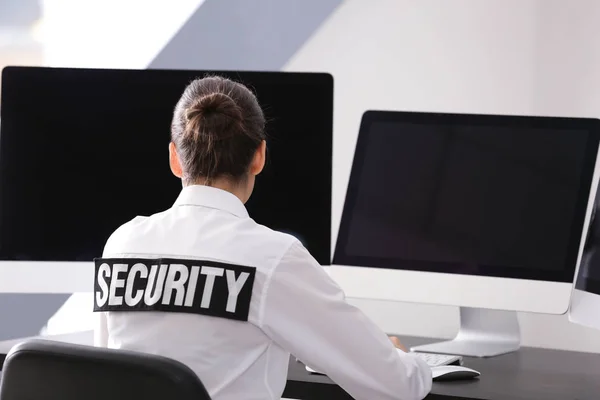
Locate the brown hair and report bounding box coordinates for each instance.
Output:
[171,75,266,185]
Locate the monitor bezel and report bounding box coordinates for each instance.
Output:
[572,177,600,298]
[575,275,600,296]
[333,110,600,284]
[569,288,600,330]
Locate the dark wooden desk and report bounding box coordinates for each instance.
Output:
[1,333,600,399]
[285,336,600,400]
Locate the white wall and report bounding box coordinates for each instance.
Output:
[284,0,600,353]
[38,0,203,68]
[532,0,600,118]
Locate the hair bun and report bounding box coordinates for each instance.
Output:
[186,92,243,125]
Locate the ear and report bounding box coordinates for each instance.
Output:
[249,140,266,176]
[169,142,183,178]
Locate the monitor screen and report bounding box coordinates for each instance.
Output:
[334,111,600,282]
[0,67,332,265]
[575,182,600,295]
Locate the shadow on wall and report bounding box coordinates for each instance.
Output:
[0,0,44,104]
[0,0,41,26]
[0,294,69,340]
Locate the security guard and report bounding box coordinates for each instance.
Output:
[94,76,432,400]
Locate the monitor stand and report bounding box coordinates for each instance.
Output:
[410,307,521,357]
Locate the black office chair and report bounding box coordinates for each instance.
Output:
[0,339,211,400]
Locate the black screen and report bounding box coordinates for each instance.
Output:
[334,111,600,282]
[0,67,332,264]
[576,183,600,295]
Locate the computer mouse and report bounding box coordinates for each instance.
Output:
[431,365,480,381]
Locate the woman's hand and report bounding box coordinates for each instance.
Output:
[389,335,408,352]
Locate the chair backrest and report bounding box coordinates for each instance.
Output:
[0,339,211,400]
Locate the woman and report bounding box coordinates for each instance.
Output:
[94,75,432,400]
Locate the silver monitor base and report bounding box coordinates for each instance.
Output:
[411,307,521,357]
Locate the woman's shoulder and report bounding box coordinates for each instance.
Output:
[102,215,154,256]
[107,209,171,237]
[243,218,300,246]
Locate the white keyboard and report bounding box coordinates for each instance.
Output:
[413,352,462,367]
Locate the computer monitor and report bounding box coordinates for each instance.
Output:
[330,110,600,357]
[0,66,333,293]
[569,173,600,331]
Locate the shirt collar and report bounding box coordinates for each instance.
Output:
[173,185,249,218]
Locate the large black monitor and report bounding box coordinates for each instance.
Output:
[334,111,599,283]
[329,111,600,357]
[0,66,333,268]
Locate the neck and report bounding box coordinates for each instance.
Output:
[187,178,248,203]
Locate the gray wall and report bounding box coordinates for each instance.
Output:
[0,294,68,339]
[0,0,341,340]
[0,0,41,26]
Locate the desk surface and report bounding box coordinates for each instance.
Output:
[1,332,600,400]
[286,336,600,400]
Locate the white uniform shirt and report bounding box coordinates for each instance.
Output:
[94,185,432,400]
